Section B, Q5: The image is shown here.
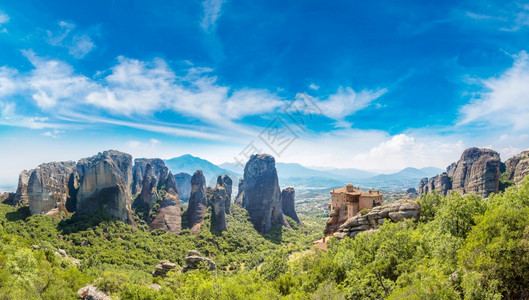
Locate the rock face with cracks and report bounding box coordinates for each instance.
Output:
[242,154,290,233]
[281,187,300,224]
[505,150,529,185]
[76,150,136,225]
[334,200,421,240]
[211,183,228,232]
[187,170,207,234]
[174,172,192,200]
[27,161,77,217]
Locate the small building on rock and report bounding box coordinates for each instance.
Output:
[324,184,383,234]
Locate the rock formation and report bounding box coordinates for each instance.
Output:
[131,158,167,195]
[419,173,452,196]
[77,285,111,300]
[242,154,290,233]
[182,250,216,273]
[152,260,178,277]
[505,150,529,185]
[281,187,300,224]
[223,175,232,214]
[333,200,421,240]
[211,184,228,232]
[13,170,31,206]
[27,161,77,217]
[174,172,192,200]
[139,164,158,210]
[419,147,500,198]
[404,187,418,199]
[149,186,182,234]
[451,148,500,197]
[234,178,244,206]
[76,151,136,225]
[187,170,207,234]
[0,192,15,205]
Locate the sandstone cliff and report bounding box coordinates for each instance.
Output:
[334,200,420,240]
[505,150,529,185]
[418,173,452,196]
[14,170,31,207]
[174,172,192,200]
[223,175,232,214]
[76,151,136,225]
[242,154,290,233]
[132,158,168,195]
[187,170,207,234]
[234,178,244,206]
[27,161,77,217]
[149,187,181,234]
[281,187,300,224]
[419,147,500,198]
[211,184,228,232]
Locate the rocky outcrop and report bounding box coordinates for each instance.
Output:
[77,285,111,300]
[149,187,182,234]
[188,170,207,234]
[131,158,167,195]
[182,250,216,273]
[451,148,500,197]
[14,170,31,206]
[0,192,14,205]
[281,187,300,224]
[27,161,77,217]
[242,154,290,233]
[152,260,178,277]
[211,184,228,232]
[505,150,529,185]
[404,187,418,200]
[419,173,452,196]
[174,172,192,200]
[223,175,232,214]
[419,148,500,198]
[334,200,421,240]
[76,151,136,225]
[140,164,158,210]
[234,178,244,206]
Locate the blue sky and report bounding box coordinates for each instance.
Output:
[1,0,529,185]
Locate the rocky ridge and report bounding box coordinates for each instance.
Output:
[420,147,501,198]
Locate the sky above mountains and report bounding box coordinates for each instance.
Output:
[1,0,529,184]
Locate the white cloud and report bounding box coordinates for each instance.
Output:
[69,34,95,59]
[0,102,56,129]
[46,21,95,58]
[42,129,64,138]
[22,50,95,109]
[201,0,226,32]
[0,11,9,33]
[127,138,160,149]
[0,66,18,96]
[301,87,386,126]
[459,50,529,130]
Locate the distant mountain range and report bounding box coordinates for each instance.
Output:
[167,154,443,191]
[165,155,240,186]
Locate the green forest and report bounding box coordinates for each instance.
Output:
[2,178,529,299]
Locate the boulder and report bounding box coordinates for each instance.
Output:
[335,200,420,239]
[242,154,290,233]
[77,285,111,300]
[152,260,178,277]
[174,172,192,201]
[76,151,136,225]
[281,187,300,224]
[182,250,216,273]
[27,161,77,217]
[505,150,529,185]
[211,184,228,232]
[188,170,207,234]
[13,170,31,206]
